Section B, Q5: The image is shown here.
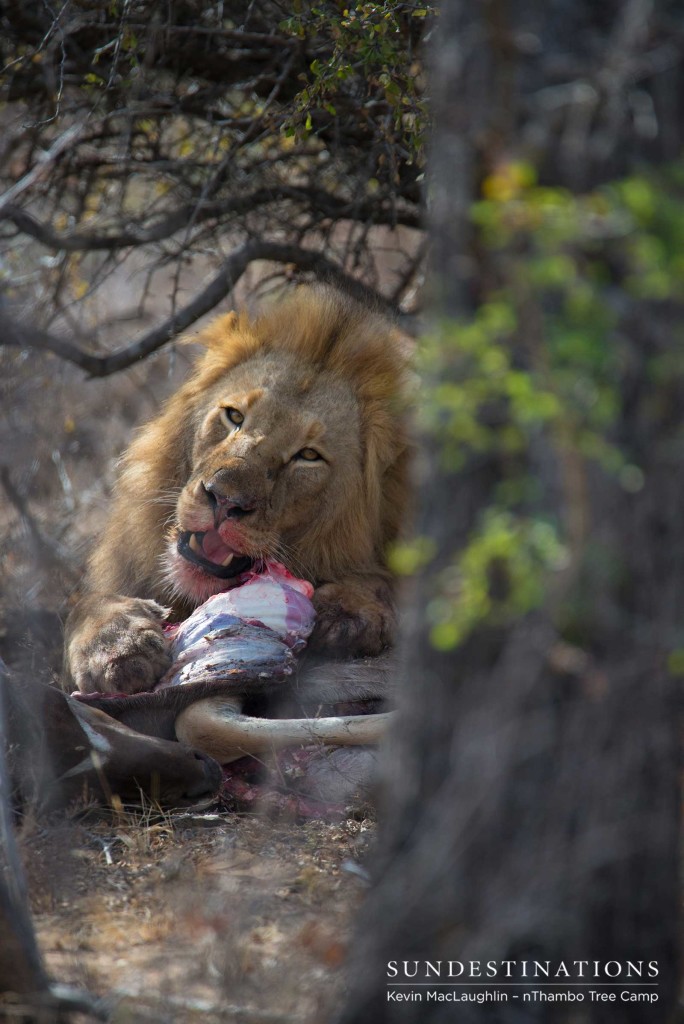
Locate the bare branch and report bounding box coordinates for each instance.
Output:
[0,123,82,215]
[0,241,392,377]
[2,188,420,253]
[0,2,427,367]
[389,238,429,306]
[0,466,63,562]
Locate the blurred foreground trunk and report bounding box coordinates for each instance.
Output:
[0,664,54,1018]
[338,1,681,1021]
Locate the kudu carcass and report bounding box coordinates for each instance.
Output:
[4,573,392,820]
[75,651,395,815]
[62,562,396,817]
[2,661,222,814]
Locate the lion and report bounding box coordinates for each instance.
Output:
[64,285,412,695]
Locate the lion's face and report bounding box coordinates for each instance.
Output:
[166,349,364,605]
[93,286,412,624]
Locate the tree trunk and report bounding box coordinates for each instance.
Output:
[0,665,52,1007]
[337,1,681,1021]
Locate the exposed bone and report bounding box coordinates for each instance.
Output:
[175,694,394,764]
[159,564,392,769]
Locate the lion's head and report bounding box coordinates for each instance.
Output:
[95,286,412,617]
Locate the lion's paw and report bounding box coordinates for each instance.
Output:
[65,595,172,694]
[310,580,395,658]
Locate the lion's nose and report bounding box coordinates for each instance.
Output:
[202,480,256,522]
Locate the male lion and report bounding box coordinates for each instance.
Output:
[64,285,412,694]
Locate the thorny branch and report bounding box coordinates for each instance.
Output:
[0,123,82,214]
[0,2,429,372]
[0,187,420,253]
[0,240,394,377]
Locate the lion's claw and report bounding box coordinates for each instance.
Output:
[64,595,172,694]
[310,580,395,658]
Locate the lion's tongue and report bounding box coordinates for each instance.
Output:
[201,530,236,566]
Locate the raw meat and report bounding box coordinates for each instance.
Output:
[157,561,316,691]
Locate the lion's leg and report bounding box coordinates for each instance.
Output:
[309,574,396,657]
[63,594,172,694]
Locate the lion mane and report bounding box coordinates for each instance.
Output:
[85,285,412,647]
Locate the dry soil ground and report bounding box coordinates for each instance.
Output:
[18,810,374,1023]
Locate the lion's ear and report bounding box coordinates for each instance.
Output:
[181,311,241,349]
[181,310,261,374]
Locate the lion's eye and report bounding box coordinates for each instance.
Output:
[220,407,244,429]
[295,447,323,462]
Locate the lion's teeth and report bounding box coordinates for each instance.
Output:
[221,554,234,567]
[189,533,203,555]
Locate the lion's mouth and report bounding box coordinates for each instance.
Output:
[177,530,253,579]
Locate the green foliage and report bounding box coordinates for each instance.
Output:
[389,536,437,576]
[666,649,684,677]
[419,304,562,471]
[280,2,431,163]
[427,511,568,652]
[421,158,684,650]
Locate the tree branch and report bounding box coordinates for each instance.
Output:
[0,241,392,378]
[1,188,420,253]
[0,123,82,215]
